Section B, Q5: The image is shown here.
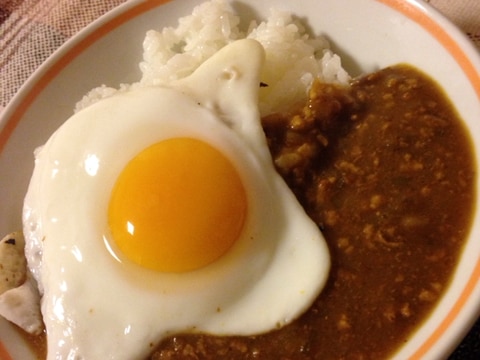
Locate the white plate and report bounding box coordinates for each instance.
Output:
[1,0,480,359]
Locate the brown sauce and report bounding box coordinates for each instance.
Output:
[150,64,476,359]
[21,64,476,359]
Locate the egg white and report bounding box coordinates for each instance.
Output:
[23,39,330,360]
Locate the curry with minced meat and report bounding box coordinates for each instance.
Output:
[151,64,476,359]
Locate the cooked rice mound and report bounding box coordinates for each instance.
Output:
[77,0,349,116]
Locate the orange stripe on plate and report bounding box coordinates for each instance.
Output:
[0,0,171,154]
[381,0,480,99]
[377,0,480,359]
[0,340,14,360]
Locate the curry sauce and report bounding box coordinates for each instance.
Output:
[151,64,476,359]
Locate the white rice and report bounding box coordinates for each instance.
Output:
[76,0,350,116]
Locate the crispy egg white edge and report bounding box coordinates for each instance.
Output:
[22,39,330,360]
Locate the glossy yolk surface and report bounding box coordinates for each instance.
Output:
[108,137,247,272]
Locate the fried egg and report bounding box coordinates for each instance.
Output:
[22,39,330,360]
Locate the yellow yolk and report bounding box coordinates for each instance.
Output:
[108,137,247,273]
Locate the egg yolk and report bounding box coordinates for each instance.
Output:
[108,137,247,273]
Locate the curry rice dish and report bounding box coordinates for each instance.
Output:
[2,1,476,358]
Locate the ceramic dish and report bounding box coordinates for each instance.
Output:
[1,0,480,359]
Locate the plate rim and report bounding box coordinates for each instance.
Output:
[1,0,480,359]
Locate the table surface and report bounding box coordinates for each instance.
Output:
[1,0,479,359]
